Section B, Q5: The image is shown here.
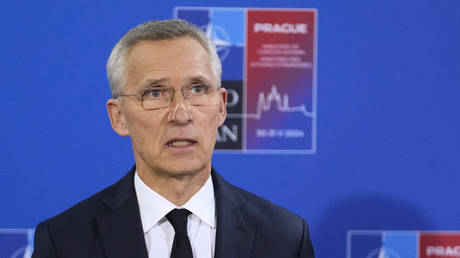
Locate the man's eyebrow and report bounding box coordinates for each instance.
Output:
[143,78,169,88]
[186,76,209,84]
[141,76,211,88]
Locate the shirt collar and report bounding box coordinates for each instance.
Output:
[182,173,215,230]
[134,171,215,234]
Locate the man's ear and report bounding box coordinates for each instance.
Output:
[107,98,129,137]
[217,88,227,126]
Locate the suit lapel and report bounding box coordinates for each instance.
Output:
[212,170,258,258]
[94,167,256,258]
[96,167,148,258]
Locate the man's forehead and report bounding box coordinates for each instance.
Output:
[122,37,215,91]
[125,39,210,69]
[128,70,215,92]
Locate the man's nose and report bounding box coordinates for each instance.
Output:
[167,90,192,124]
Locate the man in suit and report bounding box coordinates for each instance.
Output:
[32,19,315,258]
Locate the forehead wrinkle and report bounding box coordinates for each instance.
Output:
[143,78,168,86]
[128,58,211,85]
[185,75,212,84]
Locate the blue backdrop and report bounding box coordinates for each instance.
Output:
[1,0,459,257]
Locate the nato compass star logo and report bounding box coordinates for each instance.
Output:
[366,247,400,258]
[202,23,231,62]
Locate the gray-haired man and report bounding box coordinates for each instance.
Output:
[32,19,314,258]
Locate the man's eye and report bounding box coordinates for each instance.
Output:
[190,84,207,94]
[145,89,164,98]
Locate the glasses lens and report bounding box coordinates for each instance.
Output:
[186,85,217,106]
[142,88,171,110]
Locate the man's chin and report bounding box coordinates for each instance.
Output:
[154,160,210,178]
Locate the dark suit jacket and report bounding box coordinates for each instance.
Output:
[32,166,314,258]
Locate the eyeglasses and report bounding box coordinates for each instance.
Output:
[117,84,221,110]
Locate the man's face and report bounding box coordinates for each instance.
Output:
[107,37,226,178]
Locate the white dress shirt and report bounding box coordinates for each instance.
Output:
[134,171,216,258]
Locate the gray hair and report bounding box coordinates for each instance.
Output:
[106,19,222,98]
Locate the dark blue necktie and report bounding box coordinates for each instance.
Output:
[166,208,193,258]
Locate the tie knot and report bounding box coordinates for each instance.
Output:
[166,208,191,235]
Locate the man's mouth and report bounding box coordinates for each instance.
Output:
[166,139,197,147]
